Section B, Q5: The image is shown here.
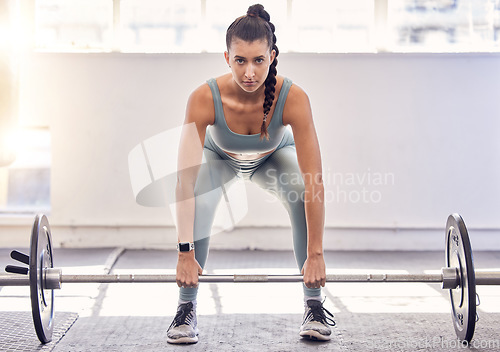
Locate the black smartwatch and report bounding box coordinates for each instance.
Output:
[177,242,195,252]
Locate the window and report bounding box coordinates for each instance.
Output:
[120,0,201,52]
[290,0,374,52]
[119,0,288,52]
[387,0,500,52]
[0,128,51,214]
[29,0,500,53]
[35,0,113,52]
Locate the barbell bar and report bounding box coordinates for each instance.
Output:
[0,213,498,344]
[1,270,499,286]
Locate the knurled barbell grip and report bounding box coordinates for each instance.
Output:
[51,270,497,285]
[57,272,446,283]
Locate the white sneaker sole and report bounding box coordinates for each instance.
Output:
[167,335,199,344]
[299,330,331,341]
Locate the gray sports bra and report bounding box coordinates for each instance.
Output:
[205,77,292,154]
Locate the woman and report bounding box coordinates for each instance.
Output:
[167,4,334,344]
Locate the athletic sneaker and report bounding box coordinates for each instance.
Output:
[299,299,336,341]
[166,302,199,344]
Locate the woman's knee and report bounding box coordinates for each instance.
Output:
[278,181,306,206]
[194,189,220,213]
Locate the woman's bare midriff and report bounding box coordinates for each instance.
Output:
[222,147,276,160]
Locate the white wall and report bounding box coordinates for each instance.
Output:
[2,52,499,249]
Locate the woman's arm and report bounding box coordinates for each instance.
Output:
[175,83,214,288]
[283,83,326,288]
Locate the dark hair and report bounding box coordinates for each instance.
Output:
[226,4,279,141]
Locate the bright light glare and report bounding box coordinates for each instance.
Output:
[4,128,21,153]
[1,128,51,169]
[0,128,18,167]
[2,128,34,159]
[0,0,24,70]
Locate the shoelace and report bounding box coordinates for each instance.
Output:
[308,302,336,327]
[168,302,194,329]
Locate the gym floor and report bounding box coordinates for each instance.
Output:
[1,247,500,352]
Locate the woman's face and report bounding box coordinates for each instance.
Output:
[225,38,276,93]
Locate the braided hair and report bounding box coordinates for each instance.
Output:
[226,4,279,141]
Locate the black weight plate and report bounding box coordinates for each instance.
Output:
[446,213,476,343]
[30,214,55,344]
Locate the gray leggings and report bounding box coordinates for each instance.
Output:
[180,141,321,301]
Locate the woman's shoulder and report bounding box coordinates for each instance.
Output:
[282,79,311,125]
[189,73,231,105]
[278,75,289,84]
[187,74,231,117]
[186,80,217,126]
[277,76,305,98]
[280,77,308,101]
[275,75,285,91]
[210,73,232,88]
[187,82,213,113]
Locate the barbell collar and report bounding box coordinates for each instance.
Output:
[441,267,459,289]
[44,268,62,290]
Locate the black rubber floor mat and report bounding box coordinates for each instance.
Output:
[0,311,78,351]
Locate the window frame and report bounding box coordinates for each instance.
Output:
[21,0,500,54]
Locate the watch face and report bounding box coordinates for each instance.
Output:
[179,243,190,252]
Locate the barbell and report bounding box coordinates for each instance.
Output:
[1,213,499,345]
